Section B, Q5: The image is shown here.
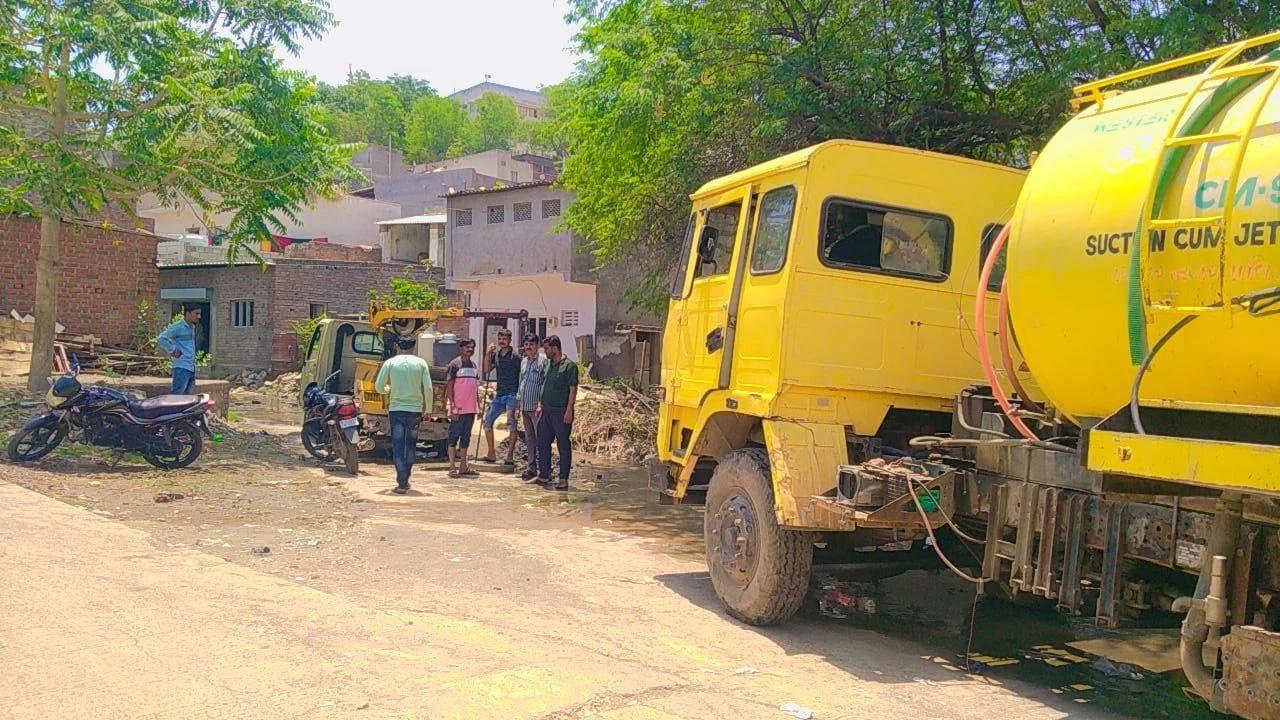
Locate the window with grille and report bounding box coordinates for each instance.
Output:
[308,303,327,319]
[231,300,255,328]
[455,209,472,227]
[561,309,579,327]
[487,205,504,224]
[514,202,532,222]
[542,199,561,218]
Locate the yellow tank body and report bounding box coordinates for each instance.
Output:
[1008,64,1280,423]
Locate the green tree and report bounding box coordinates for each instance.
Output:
[1,0,353,389]
[558,0,1280,312]
[342,75,406,146]
[386,74,436,110]
[369,275,448,310]
[451,93,522,156]
[312,72,408,145]
[405,95,467,163]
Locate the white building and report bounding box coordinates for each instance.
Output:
[447,82,546,120]
[137,192,402,248]
[377,214,447,265]
[421,149,555,185]
[444,182,595,360]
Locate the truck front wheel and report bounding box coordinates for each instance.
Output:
[704,448,813,625]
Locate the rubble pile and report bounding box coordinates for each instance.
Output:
[261,372,301,399]
[573,382,658,463]
[227,369,270,389]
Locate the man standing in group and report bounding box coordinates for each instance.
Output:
[373,335,433,495]
[445,338,481,478]
[480,328,521,466]
[535,335,578,491]
[515,332,546,483]
[155,304,202,395]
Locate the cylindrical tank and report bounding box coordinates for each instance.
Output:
[432,333,459,367]
[1008,68,1280,422]
[416,327,441,366]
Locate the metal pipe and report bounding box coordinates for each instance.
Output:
[1179,493,1243,701]
[954,392,1009,438]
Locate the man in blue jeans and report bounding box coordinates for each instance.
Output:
[155,305,202,395]
[480,328,521,465]
[374,336,433,494]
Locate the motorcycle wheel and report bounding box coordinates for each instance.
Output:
[301,423,335,461]
[142,420,203,470]
[342,436,360,476]
[6,422,67,462]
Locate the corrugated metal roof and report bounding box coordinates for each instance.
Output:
[377,214,448,226]
[442,180,554,199]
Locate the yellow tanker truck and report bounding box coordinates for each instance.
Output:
[653,31,1280,719]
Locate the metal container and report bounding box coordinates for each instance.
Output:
[1007,63,1280,422]
[432,333,459,367]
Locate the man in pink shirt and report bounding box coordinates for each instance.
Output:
[444,338,480,477]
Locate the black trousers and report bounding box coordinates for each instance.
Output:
[536,410,572,480]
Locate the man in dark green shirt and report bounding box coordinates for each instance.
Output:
[535,335,578,490]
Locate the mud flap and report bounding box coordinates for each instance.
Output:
[761,420,848,527]
[340,425,359,444]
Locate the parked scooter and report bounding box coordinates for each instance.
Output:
[7,371,214,469]
[301,370,361,475]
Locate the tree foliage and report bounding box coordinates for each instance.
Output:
[1,0,354,387]
[1,0,354,241]
[556,0,1280,312]
[450,93,523,157]
[314,75,542,163]
[368,273,448,310]
[404,94,467,163]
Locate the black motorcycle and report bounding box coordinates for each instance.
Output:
[7,373,213,469]
[301,370,361,475]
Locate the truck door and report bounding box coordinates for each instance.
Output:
[670,185,754,408]
[298,320,332,404]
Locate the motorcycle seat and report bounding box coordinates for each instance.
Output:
[129,394,204,419]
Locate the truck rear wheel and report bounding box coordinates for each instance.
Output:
[705,448,813,625]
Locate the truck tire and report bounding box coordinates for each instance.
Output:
[704,448,813,625]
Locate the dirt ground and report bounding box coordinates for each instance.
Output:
[0,382,1209,719]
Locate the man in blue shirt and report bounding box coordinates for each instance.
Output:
[156,305,202,395]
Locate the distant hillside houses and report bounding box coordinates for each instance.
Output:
[448,81,546,120]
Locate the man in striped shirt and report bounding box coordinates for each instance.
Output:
[516,332,547,483]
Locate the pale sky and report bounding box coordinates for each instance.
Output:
[281,0,581,92]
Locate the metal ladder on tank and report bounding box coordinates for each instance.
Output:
[1130,38,1280,315]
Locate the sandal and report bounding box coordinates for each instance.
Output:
[480,455,497,463]
[448,470,460,478]
[461,469,480,477]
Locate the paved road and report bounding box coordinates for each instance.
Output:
[0,470,1114,720]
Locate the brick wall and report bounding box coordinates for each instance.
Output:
[157,264,276,377]
[284,242,381,263]
[158,260,464,377]
[0,216,159,346]
[273,260,461,374]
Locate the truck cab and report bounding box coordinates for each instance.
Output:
[654,140,1028,624]
[300,304,529,449]
[299,308,459,447]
